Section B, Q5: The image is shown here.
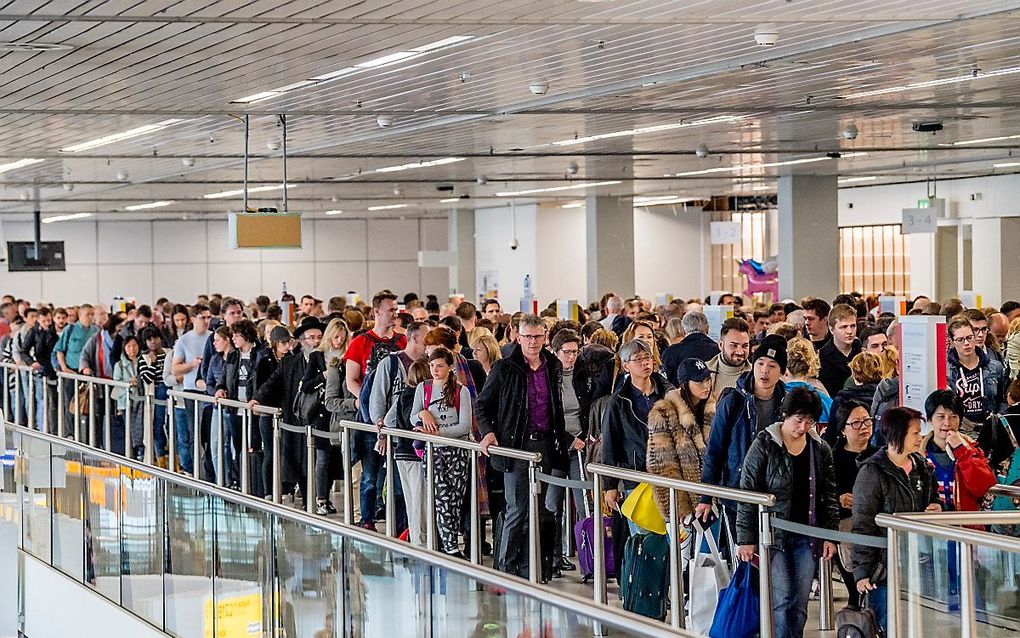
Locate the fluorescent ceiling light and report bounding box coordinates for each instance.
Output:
[633,196,697,206]
[232,36,474,105]
[838,176,877,184]
[496,180,621,197]
[560,202,584,209]
[941,133,1020,146]
[203,184,293,199]
[840,65,1020,99]
[42,212,92,224]
[0,158,43,173]
[553,116,746,146]
[410,36,475,53]
[676,153,867,177]
[751,185,773,191]
[368,204,409,211]
[440,198,460,203]
[124,200,175,211]
[994,162,1020,168]
[325,209,344,215]
[60,119,185,152]
[374,157,465,173]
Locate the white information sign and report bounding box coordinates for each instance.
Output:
[710,221,742,245]
[901,208,937,234]
[704,305,735,341]
[898,315,947,424]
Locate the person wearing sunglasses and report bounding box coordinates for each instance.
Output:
[946,316,1007,434]
[736,386,839,638]
[830,399,879,610]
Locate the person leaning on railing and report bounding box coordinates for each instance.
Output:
[852,406,942,632]
[736,386,839,638]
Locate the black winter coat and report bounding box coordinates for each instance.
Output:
[600,374,674,490]
[851,448,940,584]
[299,351,333,451]
[818,339,863,398]
[476,344,567,472]
[661,333,721,386]
[216,347,258,401]
[21,325,58,378]
[254,350,308,483]
[737,423,840,550]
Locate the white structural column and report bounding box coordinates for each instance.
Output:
[971,217,1020,309]
[778,175,839,301]
[449,208,475,297]
[586,194,635,300]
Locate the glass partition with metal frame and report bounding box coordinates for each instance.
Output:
[2,420,697,638]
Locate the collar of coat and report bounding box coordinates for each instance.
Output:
[763,420,823,447]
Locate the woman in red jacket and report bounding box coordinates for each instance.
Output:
[922,389,997,514]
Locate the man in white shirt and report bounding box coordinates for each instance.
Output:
[170,305,211,476]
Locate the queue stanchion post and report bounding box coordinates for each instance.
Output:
[758,505,774,638]
[43,378,51,435]
[167,393,176,473]
[56,376,64,437]
[305,424,315,514]
[87,382,96,447]
[272,414,282,504]
[384,433,395,537]
[340,423,352,523]
[668,487,685,630]
[103,385,112,453]
[591,470,608,638]
[74,379,82,443]
[124,387,133,458]
[469,449,481,566]
[193,398,201,482]
[819,555,834,631]
[2,366,8,424]
[26,371,35,431]
[886,527,900,637]
[425,441,436,551]
[143,392,153,465]
[13,368,21,427]
[240,409,250,495]
[215,403,225,487]
[527,457,541,584]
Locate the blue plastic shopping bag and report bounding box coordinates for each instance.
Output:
[708,561,760,638]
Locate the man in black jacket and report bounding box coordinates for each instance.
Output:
[818,303,862,396]
[661,311,720,386]
[477,314,567,579]
[20,307,58,430]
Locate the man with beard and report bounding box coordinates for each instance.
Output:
[706,317,752,400]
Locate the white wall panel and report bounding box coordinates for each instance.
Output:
[261,262,315,299]
[314,261,368,300]
[153,221,207,264]
[211,263,262,300]
[2,271,42,302]
[420,266,449,298]
[536,206,587,302]
[313,219,367,261]
[41,270,98,306]
[368,261,419,296]
[153,264,208,303]
[367,219,418,260]
[97,222,152,265]
[420,217,448,251]
[97,264,154,304]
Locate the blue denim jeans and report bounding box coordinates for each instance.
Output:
[350,431,381,523]
[770,533,815,638]
[870,584,887,632]
[174,400,196,474]
[153,384,168,457]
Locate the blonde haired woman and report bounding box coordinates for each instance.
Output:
[318,318,350,367]
[824,351,883,447]
[1007,317,1020,380]
[470,333,501,376]
[782,337,832,423]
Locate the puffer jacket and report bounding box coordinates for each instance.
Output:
[824,382,879,447]
[646,390,716,519]
[921,431,996,513]
[700,371,786,505]
[476,344,567,472]
[946,347,1006,425]
[601,373,674,490]
[851,448,940,584]
[736,423,840,550]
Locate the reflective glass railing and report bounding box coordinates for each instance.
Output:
[877,509,1020,638]
[0,421,690,638]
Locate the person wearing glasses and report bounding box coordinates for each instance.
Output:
[829,399,879,610]
[476,314,567,579]
[946,316,1006,434]
[736,386,839,638]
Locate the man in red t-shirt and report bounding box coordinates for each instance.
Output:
[343,290,405,529]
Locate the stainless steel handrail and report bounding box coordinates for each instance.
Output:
[338,418,545,582]
[3,419,694,638]
[988,483,1020,499]
[585,461,776,638]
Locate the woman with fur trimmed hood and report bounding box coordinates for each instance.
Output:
[646,357,717,519]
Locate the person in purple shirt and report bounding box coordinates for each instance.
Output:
[477,314,567,580]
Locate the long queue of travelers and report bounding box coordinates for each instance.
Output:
[3,289,1020,637]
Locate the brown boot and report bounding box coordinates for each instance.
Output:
[156,455,169,469]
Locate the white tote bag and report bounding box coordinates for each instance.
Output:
[687,519,732,634]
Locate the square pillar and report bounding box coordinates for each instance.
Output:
[586,194,635,299]
[778,175,839,301]
[971,217,1020,308]
[448,209,475,297]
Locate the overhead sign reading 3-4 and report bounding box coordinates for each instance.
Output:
[901,208,937,234]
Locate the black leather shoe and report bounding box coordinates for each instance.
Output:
[556,557,576,572]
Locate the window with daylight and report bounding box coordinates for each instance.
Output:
[839,224,911,297]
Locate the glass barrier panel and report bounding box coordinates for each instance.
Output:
[276,516,342,638]
[212,498,273,638]
[51,442,84,580]
[165,482,213,638]
[1,430,21,545]
[897,531,961,636]
[121,466,164,628]
[970,543,1020,637]
[0,429,20,637]
[21,435,50,563]
[343,535,424,638]
[83,451,122,603]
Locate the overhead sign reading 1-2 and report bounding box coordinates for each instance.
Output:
[901,208,937,234]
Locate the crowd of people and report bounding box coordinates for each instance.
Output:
[3,288,1019,636]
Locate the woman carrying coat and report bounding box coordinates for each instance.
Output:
[737,386,840,638]
[646,357,717,521]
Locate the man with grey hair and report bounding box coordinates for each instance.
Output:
[786,309,806,334]
[599,295,630,337]
[661,311,720,386]
[477,314,566,580]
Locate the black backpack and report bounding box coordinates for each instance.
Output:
[836,598,880,638]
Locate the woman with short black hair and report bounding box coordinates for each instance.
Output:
[737,386,839,638]
[852,406,941,631]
